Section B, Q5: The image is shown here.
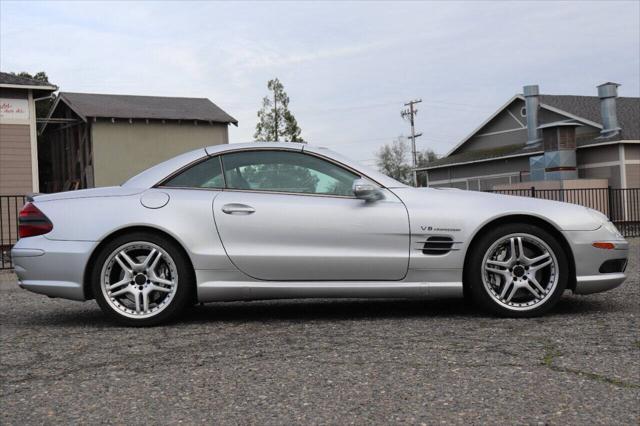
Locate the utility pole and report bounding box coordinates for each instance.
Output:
[401,99,423,186]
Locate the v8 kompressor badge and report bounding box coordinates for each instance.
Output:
[421,226,461,232]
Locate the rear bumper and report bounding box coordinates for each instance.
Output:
[11,236,96,301]
[562,228,629,295]
[575,273,626,295]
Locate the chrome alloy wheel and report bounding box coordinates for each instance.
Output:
[481,233,559,311]
[100,242,178,319]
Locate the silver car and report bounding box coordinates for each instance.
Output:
[12,142,629,325]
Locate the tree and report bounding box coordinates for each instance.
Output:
[12,71,55,118]
[416,148,438,168]
[16,71,49,83]
[375,137,438,185]
[254,78,303,142]
[375,137,413,184]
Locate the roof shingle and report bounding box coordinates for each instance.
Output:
[0,71,57,88]
[539,94,639,140]
[58,92,238,125]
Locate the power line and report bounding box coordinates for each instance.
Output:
[318,135,402,147]
[223,98,494,115]
[401,99,422,187]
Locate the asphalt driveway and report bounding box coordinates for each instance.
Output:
[1,239,638,425]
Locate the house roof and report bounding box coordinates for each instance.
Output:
[418,138,639,171]
[539,95,639,139]
[420,144,543,170]
[430,92,640,170]
[0,71,57,91]
[56,92,238,125]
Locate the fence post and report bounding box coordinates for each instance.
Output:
[607,186,613,220]
[531,186,536,198]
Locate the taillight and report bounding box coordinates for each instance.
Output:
[18,203,53,238]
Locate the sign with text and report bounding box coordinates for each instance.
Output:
[0,98,30,121]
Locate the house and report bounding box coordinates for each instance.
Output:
[0,72,57,194]
[416,83,639,190]
[39,92,238,192]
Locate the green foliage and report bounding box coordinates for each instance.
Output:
[416,148,438,167]
[12,71,55,118]
[376,137,413,184]
[16,71,49,83]
[375,136,438,185]
[254,78,303,142]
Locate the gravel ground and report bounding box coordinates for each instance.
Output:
[1,239,638,425]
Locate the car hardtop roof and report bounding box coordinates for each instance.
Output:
[123,142,406,189]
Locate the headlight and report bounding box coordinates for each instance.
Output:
[602,220,623,239]
[585,208,623,239]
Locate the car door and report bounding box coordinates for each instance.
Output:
[212,148,410,281]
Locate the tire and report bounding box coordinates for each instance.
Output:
[91,231,194,326]
[466,223,568,317]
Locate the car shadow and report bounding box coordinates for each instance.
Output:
[181,294,609,324]
[17,293,612,328]
[184,298,481,323]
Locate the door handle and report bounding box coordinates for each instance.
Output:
[222,203,256,215]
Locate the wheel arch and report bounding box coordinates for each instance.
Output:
[462,214,576,294]
[82,225,196,300]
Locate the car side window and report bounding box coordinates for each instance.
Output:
[221,150,359,196]
[163,156,224,188]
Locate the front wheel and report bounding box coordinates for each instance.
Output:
[466,223,568,317]
[91,232,194,326]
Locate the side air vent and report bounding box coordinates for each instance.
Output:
[422,236,455,255]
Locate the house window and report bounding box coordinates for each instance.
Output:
[520,107,527,117]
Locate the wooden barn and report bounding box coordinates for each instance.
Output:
[39,92,237,192]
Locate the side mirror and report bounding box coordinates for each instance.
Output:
[352,178,383,202]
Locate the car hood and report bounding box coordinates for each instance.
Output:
[32,186,143,203]
[391,187,602,231]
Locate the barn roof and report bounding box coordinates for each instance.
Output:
[56,92,238,125]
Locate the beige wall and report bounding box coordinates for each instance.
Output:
[625,144,640,161]
[0,87,38,194]
[0,124,32,195]
[577,144,620,164]
[91,121,229,187]
[627,163,640,188]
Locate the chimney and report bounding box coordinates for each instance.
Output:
[597,82,621,138]
[523,85,541,145]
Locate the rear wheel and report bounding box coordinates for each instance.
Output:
[466,223,568,317]
[91,232,193,326]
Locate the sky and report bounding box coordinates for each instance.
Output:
[1,0,639,167]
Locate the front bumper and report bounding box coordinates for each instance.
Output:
[11,236,97,301]
[563,227,629,295]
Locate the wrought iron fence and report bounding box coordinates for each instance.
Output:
[1,195,25,270]
[486,187,639,237]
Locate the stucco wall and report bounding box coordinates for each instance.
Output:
[625,144,640,160]
[91,121,229,187]
[576,144,620,164]
[627,164,640,187]
[578,165,621,187]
